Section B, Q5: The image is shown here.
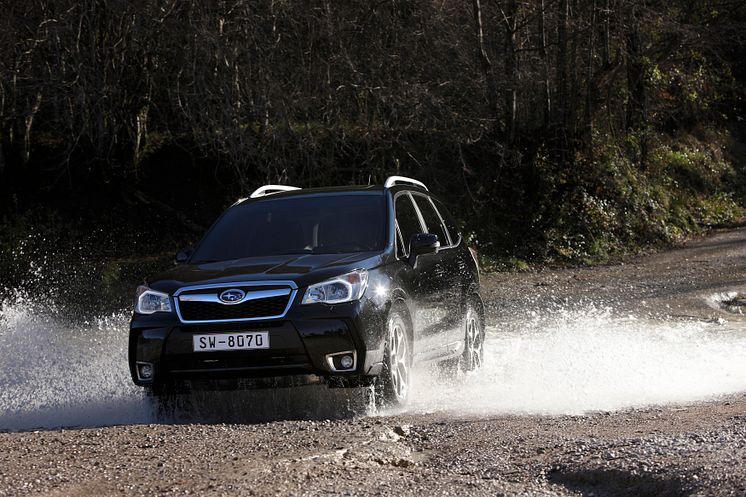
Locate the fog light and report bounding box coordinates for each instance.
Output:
[325,351,357,372]
[137,362,154,380]
[340,355,354,369]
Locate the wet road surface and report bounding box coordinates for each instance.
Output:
[2,227,746,496]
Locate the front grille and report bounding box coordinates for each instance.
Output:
[179,295,289,321]
[175,283,295,323]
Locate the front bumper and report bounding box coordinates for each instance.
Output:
[128,298,389,387]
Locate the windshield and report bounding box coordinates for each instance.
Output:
[191,194,387,262]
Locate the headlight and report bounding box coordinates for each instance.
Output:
[302,269,369,305]
[135,285,172,314]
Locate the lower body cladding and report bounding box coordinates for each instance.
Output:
[129,310,387,391]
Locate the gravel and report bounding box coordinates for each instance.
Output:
[2,227,746,496]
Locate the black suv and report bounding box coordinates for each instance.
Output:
[129,176,484,405]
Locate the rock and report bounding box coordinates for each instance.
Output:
[393,425,411,437]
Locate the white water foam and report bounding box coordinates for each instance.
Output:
[0,291,363,431]
[3,294,746,430]
[407,308,746,415]
[0,291,152,430]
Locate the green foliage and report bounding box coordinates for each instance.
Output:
[526,135,745,267]
[477,255,531,273]
[694,193,745,227]
[1,0,745,276]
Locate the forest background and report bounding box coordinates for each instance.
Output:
[2,0,746,308]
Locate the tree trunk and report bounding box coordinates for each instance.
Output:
[504,0,518,143]
[602,0,611,67]
[586,0,597,156]
[539,0,551,134]
[626,6,646,131]
[556,0,569,168]
[23,92,42,165]
[472,0,499,128]
[626,2,648,169]
[568,0,580,147]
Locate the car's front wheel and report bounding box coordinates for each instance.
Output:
[374,310,411,407]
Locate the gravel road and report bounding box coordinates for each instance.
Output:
[2,228,746,496]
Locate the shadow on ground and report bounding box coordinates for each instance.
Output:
[548,466,688,497]
[150,382,371,426]
[0,382,372,433]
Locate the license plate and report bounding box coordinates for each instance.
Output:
[193,332,269,352]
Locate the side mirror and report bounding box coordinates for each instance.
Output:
[408,233,439,266]
[175,247,193,264]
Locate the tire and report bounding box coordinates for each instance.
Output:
[461,300,484,373]
[436,299,484,377]
[373,310,412,407]
[145,382,179,415]
[145,382,172,397]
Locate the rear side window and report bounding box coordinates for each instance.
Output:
[395,194,424,254]
[433,198,461,244]
[413,195,451,246]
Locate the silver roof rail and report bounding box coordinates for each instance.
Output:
[384,175,428,191]
[250,185,301,198]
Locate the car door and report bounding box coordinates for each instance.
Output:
[410,193,464,351]
[394,192,448,359]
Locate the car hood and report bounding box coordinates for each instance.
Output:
[147,252,385,294]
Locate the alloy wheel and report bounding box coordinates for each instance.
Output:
[388,318,409,402]
[464,313,483,372]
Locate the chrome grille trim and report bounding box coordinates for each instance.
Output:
[178,288,291,304]
[173,280,297,324]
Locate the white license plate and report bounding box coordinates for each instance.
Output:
[193,332,269,352]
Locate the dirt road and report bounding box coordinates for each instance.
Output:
[2,228,746,496]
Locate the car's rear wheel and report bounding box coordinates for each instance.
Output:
[374,311,411,407]
[461,301,484,372]
[436,300,484,377]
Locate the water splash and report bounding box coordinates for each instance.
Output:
[0,291,364,431]
[3,292,746,431]
[0,290,150,430]
[406,307,746,415]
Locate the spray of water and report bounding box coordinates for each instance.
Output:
[2,291,746,431]
[0,290,150,430]
[0,290,365,431]
[407,307,746,416]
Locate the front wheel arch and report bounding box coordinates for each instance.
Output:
[391,298,415,350]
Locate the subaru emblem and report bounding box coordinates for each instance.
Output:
[219,289,246,304]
